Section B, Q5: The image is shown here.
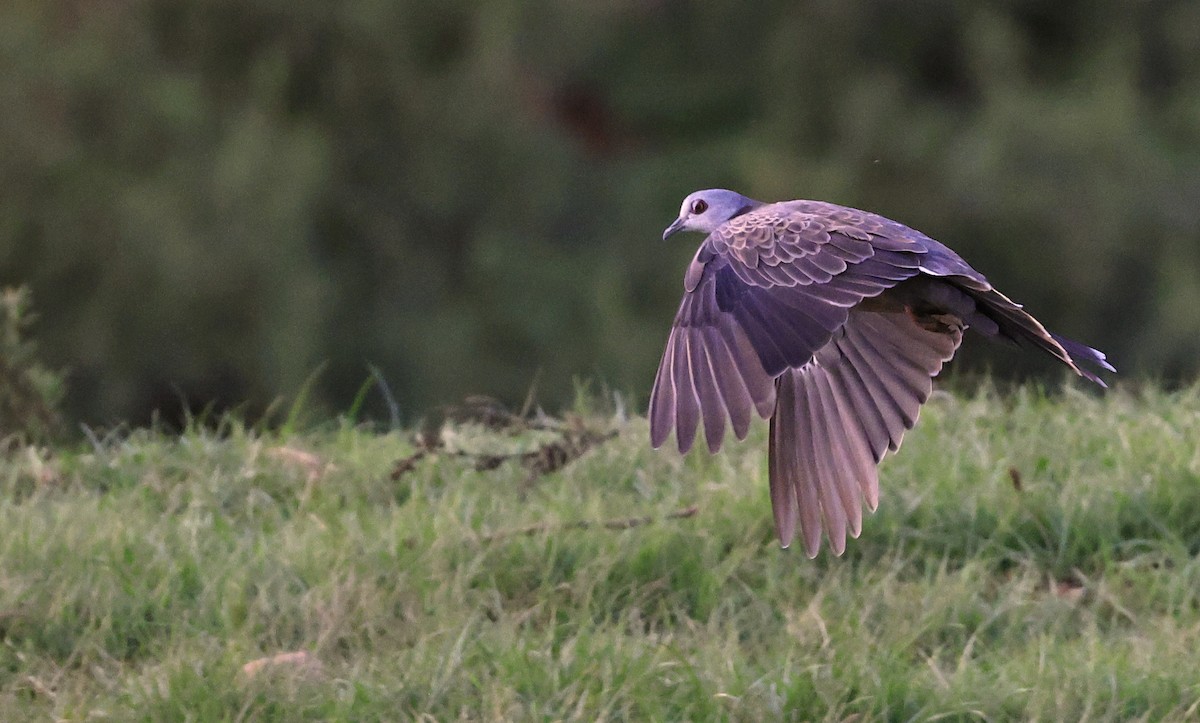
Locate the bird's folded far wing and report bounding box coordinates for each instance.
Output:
[770,308,963,556]
[917,244,1115,385]
[943,276,1115,386]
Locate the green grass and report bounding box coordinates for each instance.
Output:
[3,382,1200,720]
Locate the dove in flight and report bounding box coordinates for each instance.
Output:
[651,189,1114,557]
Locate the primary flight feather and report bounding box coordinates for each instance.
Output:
[650,189,1114,557]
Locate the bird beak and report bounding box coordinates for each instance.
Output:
[662,217,686,240]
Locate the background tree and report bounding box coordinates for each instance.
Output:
[1,0,1197,427]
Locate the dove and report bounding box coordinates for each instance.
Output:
[651,189,1114,557]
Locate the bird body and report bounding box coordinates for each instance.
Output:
[651,190,1113,557]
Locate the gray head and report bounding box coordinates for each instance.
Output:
[662,189,762,240]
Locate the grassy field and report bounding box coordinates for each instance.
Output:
[2,382,1200,720]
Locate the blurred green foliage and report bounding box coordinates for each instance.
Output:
[1,1,1198,426]
[0,287,64,443]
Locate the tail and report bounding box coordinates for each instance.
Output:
[1048,332,1116,386]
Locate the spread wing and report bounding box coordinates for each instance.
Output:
[770,307,963,557]
[649,202,931,454]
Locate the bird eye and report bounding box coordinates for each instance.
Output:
[690,199,708,214]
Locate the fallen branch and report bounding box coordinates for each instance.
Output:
[240,650,323,681]
[479,505,699,543]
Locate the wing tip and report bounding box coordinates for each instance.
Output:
[649,418,670,449]
[675,431,696,455]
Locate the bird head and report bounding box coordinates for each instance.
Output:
[663,189,761,240]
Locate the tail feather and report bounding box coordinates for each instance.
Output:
[1050,332,1116,385]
